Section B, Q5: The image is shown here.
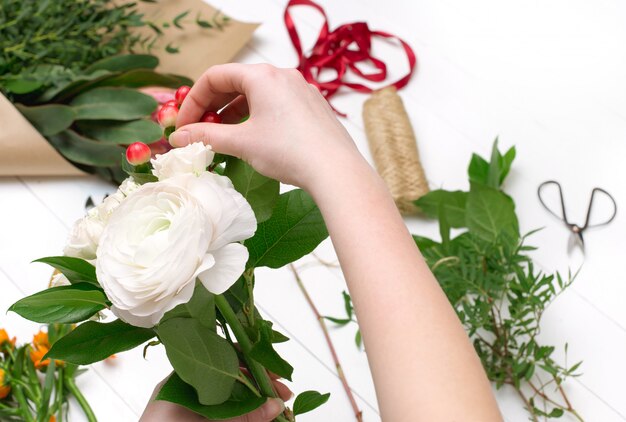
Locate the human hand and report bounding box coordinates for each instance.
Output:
[140,372,292,422]
[170,63,364,192]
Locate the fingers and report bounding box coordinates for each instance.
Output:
[177,63,254,128]
[272,379,293,402]
[222,398,285,422]
[220,95,250,124]
[169,122,245,158]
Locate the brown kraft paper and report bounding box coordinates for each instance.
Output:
[0,0,258,176]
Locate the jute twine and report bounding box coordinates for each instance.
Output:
[363,86,429,215]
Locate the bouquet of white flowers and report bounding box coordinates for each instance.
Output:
[10,140,330,421]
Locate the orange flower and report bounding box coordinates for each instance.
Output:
[0,368,10,399]
[32,331,50,349]
[0,329,16,349]
[30,344,51,369]
[49,416,56,422]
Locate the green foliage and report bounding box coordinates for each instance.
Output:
[158,318,240,406]
[293,391,331,416]
[248,321,294,381]
[224,157,280,223]
[324,291,362,349]
[70,87,158,121]
[46,320,155,365]
[76,120,163,144]
[163,283,216,331]
[9,284,108,324]
[414,140,581,421]
[414,190,467,228]
[156,373,266,420]
[14,104,75,136]
[33,256,98,286]
[246,189,329,268]
[48,130,125,167]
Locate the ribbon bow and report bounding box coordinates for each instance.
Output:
[284,0,417,115]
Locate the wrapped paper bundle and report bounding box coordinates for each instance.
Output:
[363,86,429,214]
[0,0,258,180]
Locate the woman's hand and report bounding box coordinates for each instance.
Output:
[140,372,292,422]
[170,63,363,192]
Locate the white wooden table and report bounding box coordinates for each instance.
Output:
[1,0,625,420]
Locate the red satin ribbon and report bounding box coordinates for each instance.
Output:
[284,0,417,115]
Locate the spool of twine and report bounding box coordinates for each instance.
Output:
[363,86,429,214]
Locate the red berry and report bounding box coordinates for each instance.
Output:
[175,85,191,105]
[200,111,222,124]
[157,104,179,128]
[126,142,151,166]
[163,100,178,108]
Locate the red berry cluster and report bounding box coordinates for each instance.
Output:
[157,85,222,128]
[126,85,224,166]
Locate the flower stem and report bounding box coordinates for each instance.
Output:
[289,264,363,422]
[214,294,290,422]
[65,376,96,422]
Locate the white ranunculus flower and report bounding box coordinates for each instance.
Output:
[152,142,214,180]
[64,178,138,261]
[96,172,256,328]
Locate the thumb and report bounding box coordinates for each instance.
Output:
[225,398,285,422]
[169,122,245,158]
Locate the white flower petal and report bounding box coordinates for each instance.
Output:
[198,243,248,295]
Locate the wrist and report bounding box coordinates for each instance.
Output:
[305,145,383,206]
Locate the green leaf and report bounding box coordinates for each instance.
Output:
[158,318,239,405]
[468,154,489,186]
[293,391,331,416]
[15,104,75,136]
[224,158,279,223]
[166,43,180,54]
[77,119,163,144]
[271,329,289,343]
[249,321,294,380]
[412,235,438,251]
[93,69,193,89]
[415,190,468,228]
[48,130,125,167]
[70,87,157,121]
[41,70,113,103]
[46,319,154,364]
[499,146,516,185]
[39,360,56,417]
[9,283,108,324]
[85,54,159,74]
[173,10,190,29]
[156,373,265,420]
[342,291,353,319]
[246,189,328,268]
[466,183,519,243]
[3,78,42,94]
[487,139,502,188]
[324,316,351,326]
[355,330,362,349]
[33,256,98,286]
[163,283,216,330]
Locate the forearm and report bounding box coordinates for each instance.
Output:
[308,152,502,421]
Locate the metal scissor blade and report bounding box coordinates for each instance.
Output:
[566,231,585,255]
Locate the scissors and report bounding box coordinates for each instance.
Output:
[537,181,617,253]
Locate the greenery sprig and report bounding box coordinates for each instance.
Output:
[417,140,582,420]
[328,140,583,420]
